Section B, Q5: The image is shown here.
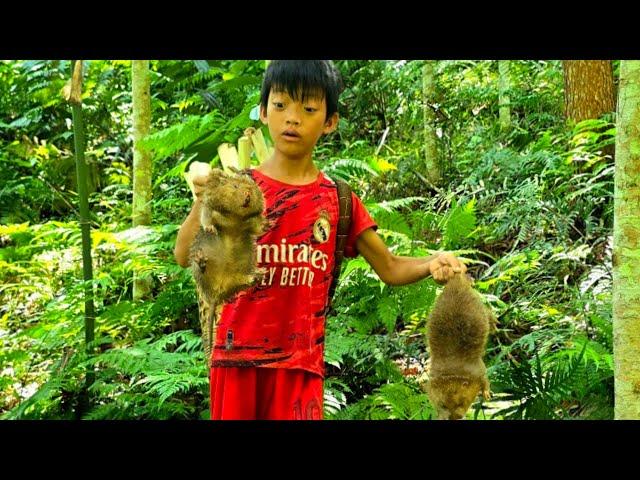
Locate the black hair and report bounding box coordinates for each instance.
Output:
[260,60,344,120]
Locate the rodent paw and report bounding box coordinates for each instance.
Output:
[204,224,218,235]
[252,268,268,285]
[193,250,208,272]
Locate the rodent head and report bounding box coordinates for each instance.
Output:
[201,168,264,227]
[427,375,482,420]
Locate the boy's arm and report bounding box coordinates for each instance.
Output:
[355,228,466,286]
[174,199,202,268]
[174,176,207,268]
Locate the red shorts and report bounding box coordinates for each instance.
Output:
[209,367,324,420]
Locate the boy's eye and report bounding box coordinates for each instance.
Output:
[304,107,317,113]
[272,102,284,109]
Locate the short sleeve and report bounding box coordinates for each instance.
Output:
[343,191,378,258]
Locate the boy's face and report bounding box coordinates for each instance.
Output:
[260,87,338,159]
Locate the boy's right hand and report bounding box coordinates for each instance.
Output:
[185,161,212,201]
[429,252,466,284]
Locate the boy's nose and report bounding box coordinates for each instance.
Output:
[286,107,301,125]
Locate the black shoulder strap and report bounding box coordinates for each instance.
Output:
[326,177,352,312]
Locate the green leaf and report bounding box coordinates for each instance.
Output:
[377,296,398,333]
[442,198,477,249]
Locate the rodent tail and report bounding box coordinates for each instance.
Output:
[204,301,219,369]
[445,272,472,289]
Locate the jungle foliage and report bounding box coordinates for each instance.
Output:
[1,60,613,419]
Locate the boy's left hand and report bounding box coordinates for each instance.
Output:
[429,252,467,284]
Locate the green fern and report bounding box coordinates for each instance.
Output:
[140,110,225,161]
[53,331,211,420]
[329,382,433,420]
[137,372,209,405]
[376,296,399,333]
[324,314,374,369]
[441,198,477,249]
[1,375,67,420]
[367,196,427,214]
[323,377,351,417]
[321,158,379,182]
[370,382,433,419]
[490,339,612,419]
[365,197,428,238]
[170,68,222,91]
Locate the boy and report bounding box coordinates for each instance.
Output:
[174,60,466,420]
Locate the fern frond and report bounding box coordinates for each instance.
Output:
[376,296,399,333]
[369,383,432,420]
[322,158,379,182]
[367,196,427,214]
[139,373,209,405]
[140,110,225,161]
[491,338,612,419]
[441,198,477,249]
[148,330,201,352]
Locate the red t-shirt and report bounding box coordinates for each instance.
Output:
[211,169,377,377]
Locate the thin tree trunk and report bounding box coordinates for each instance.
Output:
[422,60,441,185]
[67,60,95,417]
[132,60,152,301]
[563,60,615,123]
[498,60,511,132]
[613,60,640,419]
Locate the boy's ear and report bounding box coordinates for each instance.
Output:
[259,104,268,125]
[323,112,339,135]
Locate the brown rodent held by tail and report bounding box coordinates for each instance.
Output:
[425,273,497,420]
[189,168,268,366]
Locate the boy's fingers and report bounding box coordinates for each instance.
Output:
[442,253,466,273]
[433,266,452,284]
[431,266,440,281]
[431,254,467,283]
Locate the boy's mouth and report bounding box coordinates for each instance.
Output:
[282,129,301,139]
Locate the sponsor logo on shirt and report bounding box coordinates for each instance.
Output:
[256,239,330,287]
[313,210,331,244]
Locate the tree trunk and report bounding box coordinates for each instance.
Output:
[613,60,640,419]
[67,60,95,416]
[498,60,511,132]
[563,60,615,123]
[132,60,153,301]
[422,60,441,185]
